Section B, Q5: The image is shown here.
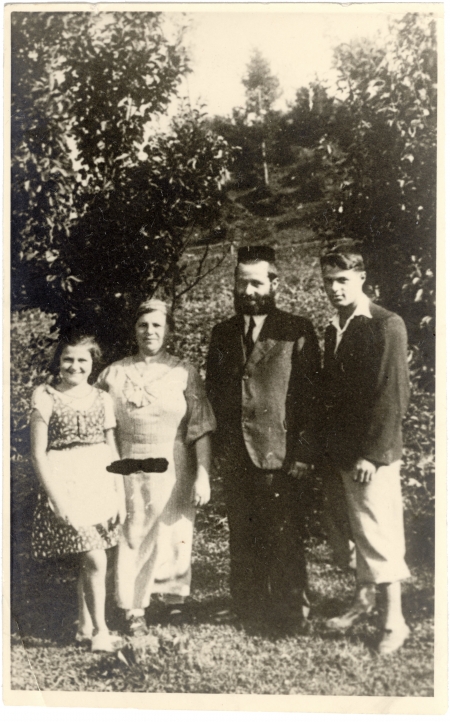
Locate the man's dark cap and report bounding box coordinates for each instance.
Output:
[237,245,276,264]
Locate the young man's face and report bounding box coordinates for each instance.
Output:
[322,264,366,310]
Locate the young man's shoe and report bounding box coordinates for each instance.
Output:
[325,585,376,631]
[378,622,410,655]
[325,603,373,631]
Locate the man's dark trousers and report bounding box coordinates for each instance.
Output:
[221,433,309,621]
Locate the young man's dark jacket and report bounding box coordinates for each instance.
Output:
[206,307,321,469]
[322,301,410,471]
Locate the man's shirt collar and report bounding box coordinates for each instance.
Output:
[330,294,372,351]
[243,314,267,341]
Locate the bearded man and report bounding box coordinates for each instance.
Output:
[206,246,320,628]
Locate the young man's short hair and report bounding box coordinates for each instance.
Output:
[320,240,366,272]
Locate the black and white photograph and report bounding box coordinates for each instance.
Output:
[6,1,445,709]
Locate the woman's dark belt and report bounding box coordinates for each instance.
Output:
[106,458,169,475]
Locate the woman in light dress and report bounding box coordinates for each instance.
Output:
[30,331,125,652]
[97,299,215,636]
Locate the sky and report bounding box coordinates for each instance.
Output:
[168,8,396,117]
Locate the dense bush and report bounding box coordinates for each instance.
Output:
[314,13,437,387]
[12,12,232,361]
[208,14,437,387]
[10,309,57,459]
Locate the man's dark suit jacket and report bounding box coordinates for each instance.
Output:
[322,301,410,470]
[206,308,321,470]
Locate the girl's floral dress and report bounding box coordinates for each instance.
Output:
[31,384,122,559]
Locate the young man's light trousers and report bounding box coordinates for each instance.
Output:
[325,460,410,585]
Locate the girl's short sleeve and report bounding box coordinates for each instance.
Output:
[31,385,54,425]
[184,365,216,445]
[101,390,116,430]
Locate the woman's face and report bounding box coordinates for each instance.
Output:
[59,344,93,387]
[135,311,168,356]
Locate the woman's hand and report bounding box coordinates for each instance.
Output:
[118,506,127,525]
[192,471,211,507]
[115,477,128,525]
[118,494,128,525]
[192,434,212,506]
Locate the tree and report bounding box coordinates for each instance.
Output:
[242,49,280,116]
[315,13,437,385]
[11,12,232,360]
[208,108,271,190]
[283,82,335,148]
[242,50,281,186]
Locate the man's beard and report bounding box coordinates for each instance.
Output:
[234,291,276,316]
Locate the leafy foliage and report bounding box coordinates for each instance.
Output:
[283,82,336,149]
[11,12,232,360]
[208,108,285,191]
[211,49,282,189]
[10,309,57,459]
[208,14,437,385]
[314,13,437,386]
[242,48,281,116]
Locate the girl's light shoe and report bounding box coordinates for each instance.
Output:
[91,631,124,653]
[378,623,410,655]
[75,621,93,644]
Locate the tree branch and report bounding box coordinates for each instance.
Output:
[175,241,229,301]
[151,220,196,302]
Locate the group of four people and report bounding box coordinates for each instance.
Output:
[30,240,410,656]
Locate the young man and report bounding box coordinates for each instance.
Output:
[320,241,411,655]
[206,245,320,628]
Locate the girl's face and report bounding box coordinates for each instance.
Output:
[59,344,93,387]
[135,311,168,356]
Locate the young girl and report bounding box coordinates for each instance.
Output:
[30,330,125,652]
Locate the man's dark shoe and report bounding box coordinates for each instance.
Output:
[213,607,240,624]
[163,605,191,626]
[267,608,311,634]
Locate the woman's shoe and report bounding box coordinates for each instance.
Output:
[126,614,148,638]
[91,631,123,653]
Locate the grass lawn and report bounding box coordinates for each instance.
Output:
[10,223,435,695]
[10,459,434,695]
